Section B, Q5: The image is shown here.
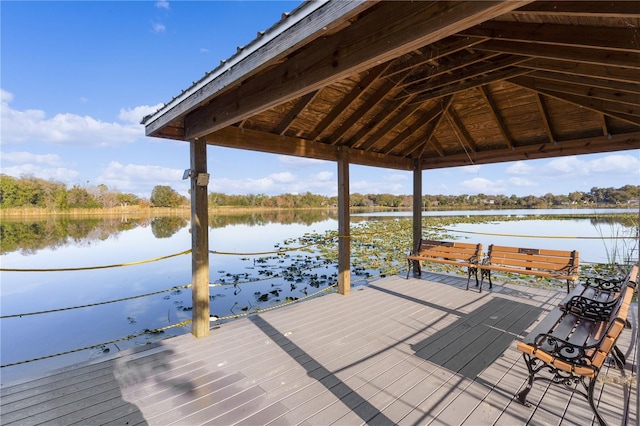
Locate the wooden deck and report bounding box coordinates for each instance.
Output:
[2,272,637,425]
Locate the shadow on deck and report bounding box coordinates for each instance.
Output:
[1,272,636,425]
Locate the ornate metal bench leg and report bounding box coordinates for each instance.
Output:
[516,354,535,406]
[406,259,412,279]
[587,377,608,426]
[611,345,626,369]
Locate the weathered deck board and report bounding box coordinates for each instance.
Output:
[1,272,636,426]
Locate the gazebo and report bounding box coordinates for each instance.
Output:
[142,1,640,339]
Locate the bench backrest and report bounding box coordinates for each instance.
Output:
[587,264,638,370]
[486,244,579,277]
[416,239,482,262]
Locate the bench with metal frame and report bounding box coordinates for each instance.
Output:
[478,244,579,293]
[406,239,482,289]
[514,265,638,426]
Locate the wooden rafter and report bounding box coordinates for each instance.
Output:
[309,63,389,141]
[479,85,514,150]
[461,21,640,53]
[274,90,319,135]
[535,93,555,144]
[446,109,478,154]
[510,77,640,126]
[380,99,449,155]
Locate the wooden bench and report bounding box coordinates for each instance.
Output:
[478,244,579,293]
[515,264,638,426]
[406,239,482,289]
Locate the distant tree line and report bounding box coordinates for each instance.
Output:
[0,174,637,210]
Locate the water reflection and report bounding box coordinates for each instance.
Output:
[1,209,340,255]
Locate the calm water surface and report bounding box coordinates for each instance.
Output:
[1,208,637,385]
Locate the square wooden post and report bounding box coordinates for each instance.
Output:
[190,138,210,338]
[337,148,350,295]
[412,159,422,271]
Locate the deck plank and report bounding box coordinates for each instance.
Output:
[1,272,636,426]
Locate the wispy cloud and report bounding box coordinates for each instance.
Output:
[459,177,506,195]
[2,151,64,166]
[155,1,170,10]
[151,22,166,34]
[118,103,164,125]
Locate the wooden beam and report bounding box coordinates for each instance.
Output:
[190,139,210,338]
[183,1,532,140]
[445,109,478,154]
[203,126,414,170]
[337,148,350,295]
[535,93,555,143]
[401,55,530,98]
[400,51,502,88]
[479,86,514,149]
[519,58,640,84]
[512,1,640,17]
[380,100,446,154]
[513,77,640,107]
[407,66,532,104]
[528,70,640,96]
[420,131,640,169]
[461,21,640,53]
[309,63,388,141]
[474,40,640,70]
[351,95,420,151]
[510,77,640,126]
[331,78,403,145]
[273,90,319,135]
[382,36,491,79]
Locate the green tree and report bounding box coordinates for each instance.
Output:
[150,185,186,207]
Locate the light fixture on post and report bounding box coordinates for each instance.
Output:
[183,169,196,180]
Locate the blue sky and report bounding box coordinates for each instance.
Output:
[2,1,638,199]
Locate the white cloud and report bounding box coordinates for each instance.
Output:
[506,161,534,175]
[459,177,506,195]
[155,0,170,10]
[542,154,640,178]
[544,156,583,175]
[2,151,63,166]
[270,172,296,183]
[586,154,639,175]
[1,90,143,147]
[118,103,164,125]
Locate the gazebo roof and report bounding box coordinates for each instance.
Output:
[143,1,640,171]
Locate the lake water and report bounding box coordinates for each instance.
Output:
[1,208,637,385]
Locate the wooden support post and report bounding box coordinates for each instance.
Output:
[190,138,210,338]
[337,148,350,295]
[412,159,422,272]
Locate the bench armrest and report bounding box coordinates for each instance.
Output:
[583,276,625,292]
[530,332,597,369]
